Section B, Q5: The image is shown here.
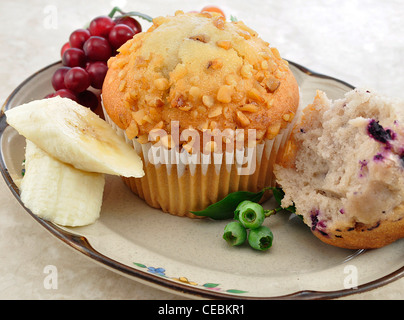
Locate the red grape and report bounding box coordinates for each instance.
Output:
[62,48,86,67]
[64,67,91,93]
[78,90,99,111]
[69,28,91,49]
[108,24,135,49]
[51,67,71,91]
[53,89,78,102]
[83,36,112,61]
[86,61,108,89]
[89,16,115,38]
[113,16,142,34]
[44,92,56,99]
[61,42,71,58]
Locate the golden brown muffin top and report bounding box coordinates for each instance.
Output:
[102,10,299,148]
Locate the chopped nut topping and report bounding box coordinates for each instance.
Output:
[217,85,233,103]
[208,106,223,118]
[202,95,215,108]
[148,107,159,119]
[266,75,281,93]
[225,74,237,86]
[115,56,129,68]
[209,121,218,130]
[240,64,253,78]
[182,142,194,154]
[191,110,199,119]
[204,141,218,153]
[129,90,138,102]
[189,86,201,100]
[190,76,200,85]
[125,120,139,140]
[118,69,127,79]
[153,120,164,130]
[275,70,284,79]
[207,58,223,70]
[136,134,149,144]
[189,34,210,43]
[199,11,213,18]
[235,21,258,37]
[172,64,187,79]
[123,100,132,111]
[152,16,166,27]
[236,110,251,127]
[258,51,271,60]
[237,30,251,40]
[132,109,146,125]
[179,105,193,111]
[118,112,132,128]
[213,16,225,30]
[198,119,209,131]
[216,40,232,50]
[134,56,147,67]
[171,94,186,108]
[142,114,153,124]
[239,103,259,113]
[197,106,207,114]
[247,88,265,103]
[160,134,174,149]
[260,60,269,70]
[270,47,281,59]
[266,122,281,139]
[267,59,278,72]
[282,112,295,122]
[118,80,126,92]
[105,13,298,147]
[154,78,169,91]
[189,76,201,86]
[255,129,266,140]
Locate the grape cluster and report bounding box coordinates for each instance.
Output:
[46,15,142,110]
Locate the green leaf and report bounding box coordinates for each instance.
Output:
[203,283,220,288]
[226,289,248,294]
[191,186,296,220]
[268,187,296,213]
[271,187,285,205]
[191,189,266,220]
[133,262,147,268]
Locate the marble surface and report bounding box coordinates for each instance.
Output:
[0,0,403,300]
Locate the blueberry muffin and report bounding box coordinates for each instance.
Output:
[275,88,404,249]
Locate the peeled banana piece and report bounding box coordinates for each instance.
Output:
[21,141,105,227]
[5,96,144,178]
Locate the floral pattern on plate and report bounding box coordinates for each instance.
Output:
[133,262,248,294]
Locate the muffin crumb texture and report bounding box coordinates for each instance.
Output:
[102,10,299,147]
[275,88,404,248]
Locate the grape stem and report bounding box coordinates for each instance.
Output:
[108,6,153,23]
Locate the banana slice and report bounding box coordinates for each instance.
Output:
[21,141,105,227]
[5,96,144,177]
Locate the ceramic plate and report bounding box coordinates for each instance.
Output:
[1,61,403,300]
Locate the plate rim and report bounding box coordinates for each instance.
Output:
[1,60,403,300]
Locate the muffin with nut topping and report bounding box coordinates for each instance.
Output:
[101,10,300,217]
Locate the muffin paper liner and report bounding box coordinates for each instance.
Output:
[102,100,297,217]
